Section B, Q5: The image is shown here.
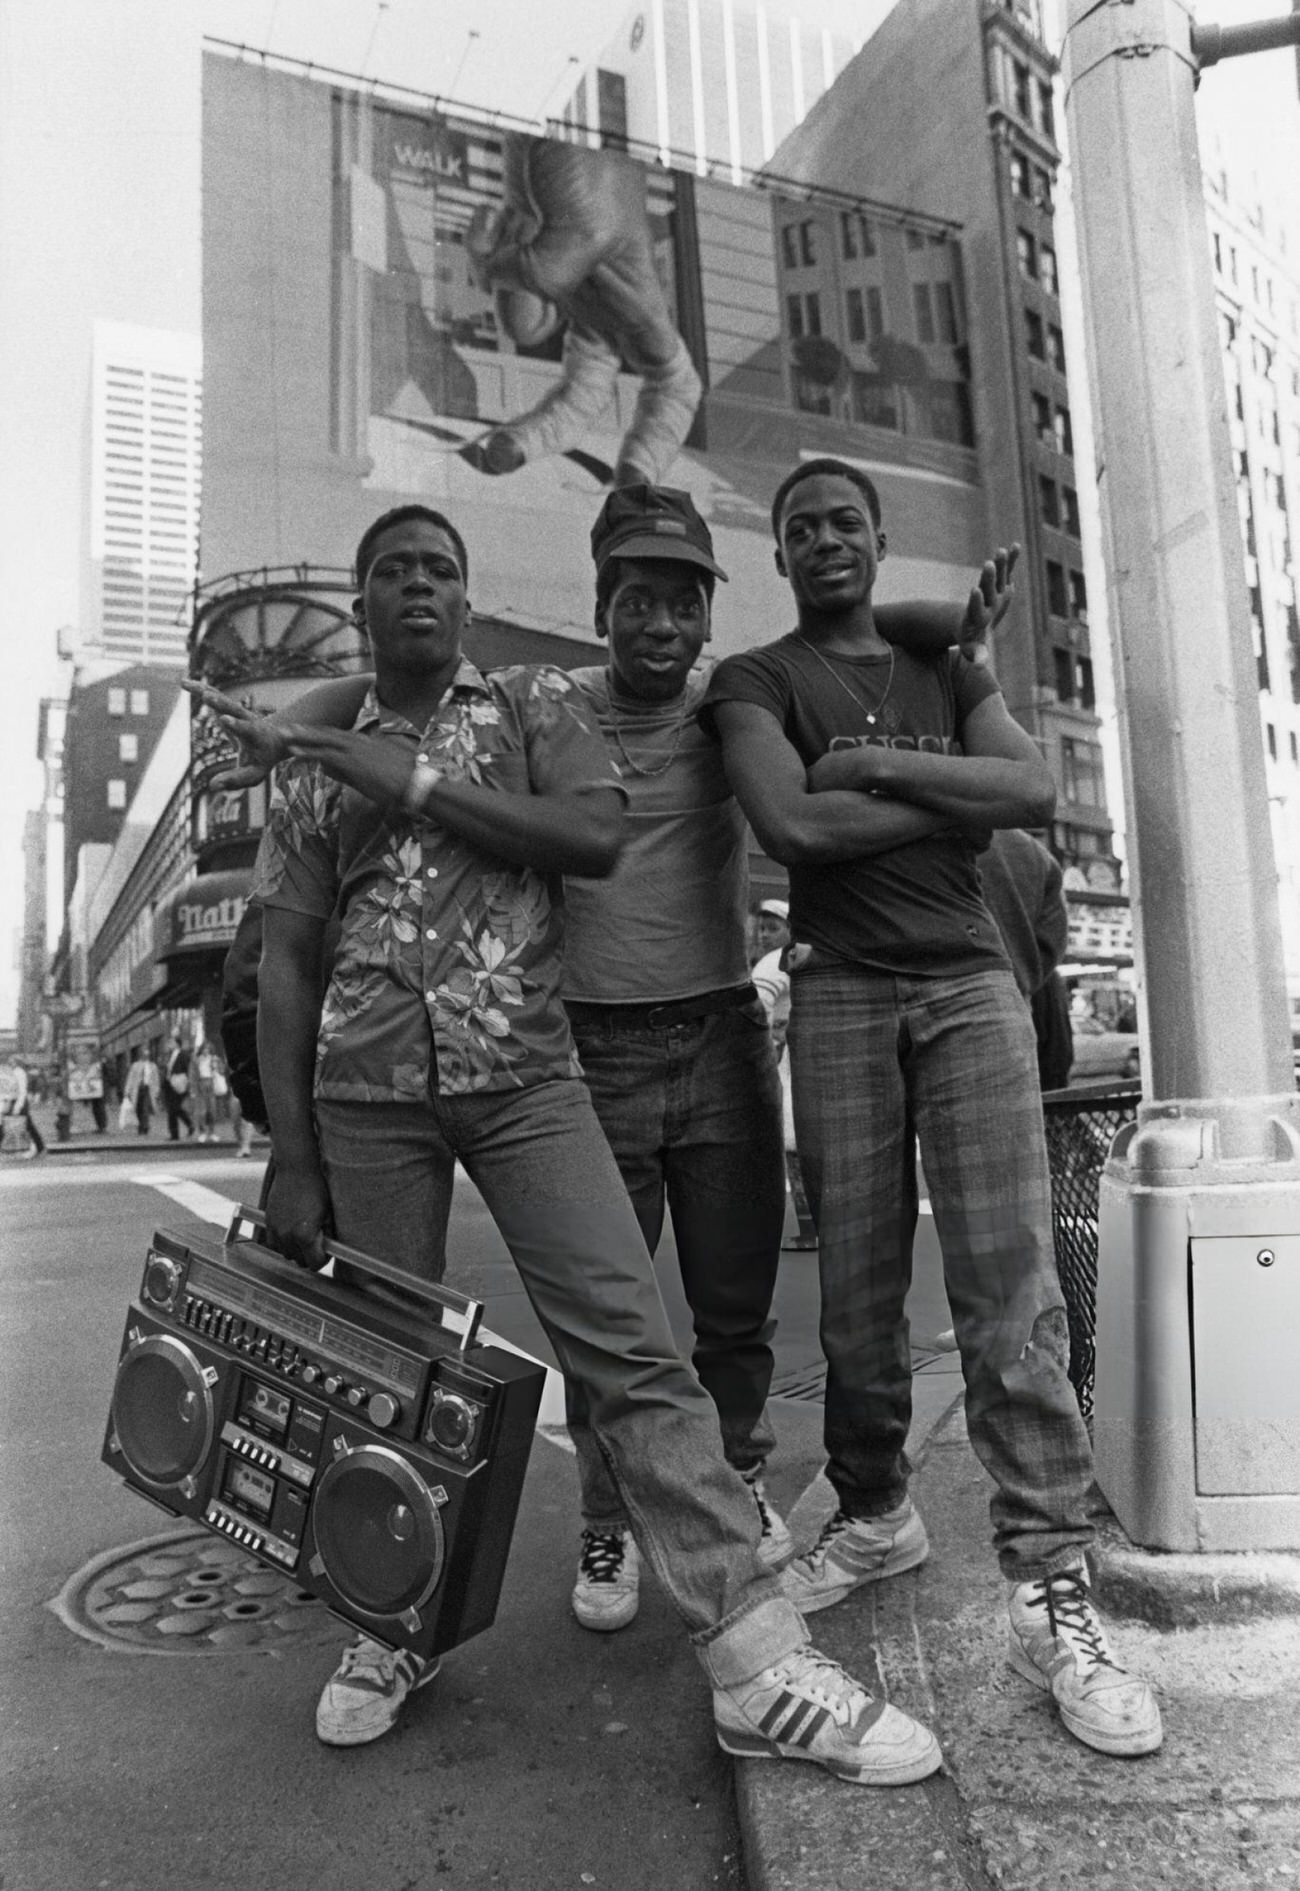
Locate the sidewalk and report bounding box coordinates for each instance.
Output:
[739,1397,1300,1891]
[4,1102,268,1160]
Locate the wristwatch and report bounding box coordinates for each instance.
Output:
[402,760,444,818]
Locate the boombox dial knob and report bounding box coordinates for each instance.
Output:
[323,1374,344,1397]
[346,1385,368,1409]
[300,1364,321,1386]
[368,1392,401,1430]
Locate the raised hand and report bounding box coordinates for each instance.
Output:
[181,679,290,788]
[959,544,1020,667]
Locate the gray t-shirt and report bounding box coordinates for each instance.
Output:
[562,664,751,1003]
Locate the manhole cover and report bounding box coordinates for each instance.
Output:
[48,1528,342,1656]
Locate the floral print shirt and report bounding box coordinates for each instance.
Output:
[250,659,624,1098]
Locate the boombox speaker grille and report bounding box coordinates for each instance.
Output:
[110,1336,216,1489]
[313,1446,446,1620]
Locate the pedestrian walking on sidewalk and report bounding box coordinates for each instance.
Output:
[162,1035,194,1141]
[706,458,1162,1761]
[124,1047,158,1136]
[0,1054,46,1158]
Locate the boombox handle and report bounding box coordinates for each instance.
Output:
[226,1205,485,1352]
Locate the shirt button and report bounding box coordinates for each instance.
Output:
[425,928,438,941]
[425,991,436,1003]
[426,867,438,879]
[417,753,429,763]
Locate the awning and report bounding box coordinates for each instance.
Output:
[154,868,253,963]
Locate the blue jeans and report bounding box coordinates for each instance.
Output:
[788,962,1095,1581]
[314,1079,805,1684]
[566,998,785,1524]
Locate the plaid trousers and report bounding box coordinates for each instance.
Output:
[788,960,1095,1580]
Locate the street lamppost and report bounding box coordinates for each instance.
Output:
[1063,0,1300,1550]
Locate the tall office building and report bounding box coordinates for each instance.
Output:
[89,322,203,668]
[770,0,1119,890]
[557,0,879,180]
[1201,151,1300,969]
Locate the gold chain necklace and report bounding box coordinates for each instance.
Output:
[793,634,896,728]
[606,693,691,779]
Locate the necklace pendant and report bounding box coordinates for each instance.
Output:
[865,712,876,725]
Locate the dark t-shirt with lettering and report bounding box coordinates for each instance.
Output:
[703,637,1011,978]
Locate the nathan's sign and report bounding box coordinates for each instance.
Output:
[157,871,251,958]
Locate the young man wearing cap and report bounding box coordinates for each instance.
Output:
[199,488,1016,1647]
[703,458,1162,1760]
[224,499,945,1784]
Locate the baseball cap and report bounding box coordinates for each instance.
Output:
[590,484,728,582]
[758,899,789,920]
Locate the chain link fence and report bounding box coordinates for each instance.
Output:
[1041,1080,1142,1420]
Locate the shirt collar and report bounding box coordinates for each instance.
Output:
[355,656,492,736]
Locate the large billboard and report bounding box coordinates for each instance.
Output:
[204,56,989,654]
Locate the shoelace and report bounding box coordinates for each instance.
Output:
[777,1652,870,1727]
[579,1530,627,1583]
[337,1638,403,1682]
[1034,1573,1116,1673]
[803,1510,853,1565]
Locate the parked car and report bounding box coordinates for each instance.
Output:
[1068,1017,1141,1082]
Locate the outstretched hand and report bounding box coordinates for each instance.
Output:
[181,679,290,788]
[959,544,1020,667]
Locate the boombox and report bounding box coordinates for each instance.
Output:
[102,1207,545,1662]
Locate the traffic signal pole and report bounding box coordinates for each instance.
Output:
[1062,0,1300,1549]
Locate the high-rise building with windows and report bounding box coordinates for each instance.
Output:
[557,0,879,180]
[770,0,1119,891]
[89,322,202,668]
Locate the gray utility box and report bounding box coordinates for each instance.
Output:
[1093,1105,1300,1553]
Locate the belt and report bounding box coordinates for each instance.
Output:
[566,984,758,1029]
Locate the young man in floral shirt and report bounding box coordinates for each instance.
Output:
[245,501,943,1784]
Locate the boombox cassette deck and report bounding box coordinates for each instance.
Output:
[103,1207,545,1661]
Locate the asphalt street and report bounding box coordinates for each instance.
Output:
[0,1141,958,1891]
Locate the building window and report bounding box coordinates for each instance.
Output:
[858,216,877,257]
[1039,476,1060,526]
[1069,569,1089,623]
[1033,167,1053,211]
[1037,80,1055,139]
[800,221,817,267]
[804,292,822,337]
[1062,737,1105,807]
[1062,487,1081,536]
[107,779,127,810]
[847,288,866,343]
[913,284,936,344]
[1040,244,1059,297]
[925,381,976,447]
[1077,656,1096,710]
[1291,732,1298,766]
[130,689,149,715]
[1212,232,1223,274]
[851,373,899,431]
[840,211,858,259]
[787,294,804,339]
[1267,723,1278,760]
[1032,391,1053,444]
[1025,309,1045,359]
[1010,152,1030,199]
[864,286,885,341]
[1016,229,1037,280]
[119,733,139,763]
[1054,404,1074,456]
[1046,560,1069,617]
[108,687,126,716]
[1053,647,1075,701]
[1013,61,1032,119]
[905,227,925,250]
[934,283,958,344]
[1048,325,1066,373]
[794,372,832,416]
[781,226,799,269]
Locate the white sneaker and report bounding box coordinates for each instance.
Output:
[781,1499,929,1614]
[315,1636,440,1746]
[714,1645,942,1786]
[1007,1562,1163,1756]
[744,1475,794,1571]
[571,1527,640,1632]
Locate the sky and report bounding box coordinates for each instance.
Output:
[0,0,1297,1029]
